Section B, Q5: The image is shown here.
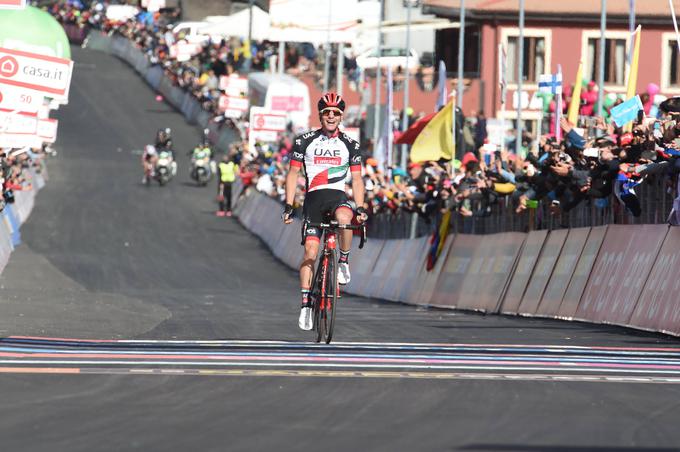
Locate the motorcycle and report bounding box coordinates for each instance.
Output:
[154,149,177,186]
[191,155,212,186]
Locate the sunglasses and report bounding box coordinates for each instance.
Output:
[321,109,342,117]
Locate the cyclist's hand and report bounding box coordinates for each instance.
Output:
[281,204,294,224]
[356,207,368,223]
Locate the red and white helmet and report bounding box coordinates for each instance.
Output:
[318,92,345,113]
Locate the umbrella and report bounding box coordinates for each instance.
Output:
[394,112,437,145]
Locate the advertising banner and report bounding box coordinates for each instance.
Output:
[430,234,484,308]
[456,232,524,313]
[412,233,453,306]
[629,227,680,335]
[499,230,547,314]
[576,224,668,325]
[219,75,248,97]
[37,118,57,143]
[0,47,73,101]
[536,227,590,318]
[558,226,607,319]
[0,84,43,112]
[218,95,249,118]
[517,229,568,316]
[248,106,286,148]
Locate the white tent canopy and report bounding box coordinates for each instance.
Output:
[200,6,270,41]
[268,0,360,44]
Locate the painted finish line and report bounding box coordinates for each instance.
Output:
[2,336,680,383]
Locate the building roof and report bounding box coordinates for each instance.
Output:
[423,0,675,23]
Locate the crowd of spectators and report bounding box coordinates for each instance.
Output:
[49,1,680,230]
[0,146,49,212]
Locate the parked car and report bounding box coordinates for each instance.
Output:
[355,47,420,71]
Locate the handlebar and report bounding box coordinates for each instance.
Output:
[300,220,367,249]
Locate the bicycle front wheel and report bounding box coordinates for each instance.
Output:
[322,248,338,344]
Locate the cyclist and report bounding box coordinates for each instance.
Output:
[142,144,157,184]
[281,92,368,331]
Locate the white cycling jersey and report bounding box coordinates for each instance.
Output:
[290,128,362,193]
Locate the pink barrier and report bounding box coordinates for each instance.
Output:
[517,229,568,316]
[535,227,590,318]
[576,224,668,325]
[499,230,548,314]
[629,227,680,335]
[557,226,608,319]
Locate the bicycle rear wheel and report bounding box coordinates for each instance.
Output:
[322,249,337,344]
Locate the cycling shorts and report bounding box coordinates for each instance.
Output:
[302,189,353,241]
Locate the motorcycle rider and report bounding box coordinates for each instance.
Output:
[188,139,214,181]
[216,153,238,217]
[155,128,177,177]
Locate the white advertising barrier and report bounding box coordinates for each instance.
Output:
[0,47,73,103]
[248,106,286,149]
[395,236,431,303]
[13,188,35,225]
[169,41,202,62]
[344,237,384,298]
[37,118,57,143]
[365,240,402,299]
[0,84,43,112]
[219,75,248,97]
[0,108,41,148]
[218,95,248,119]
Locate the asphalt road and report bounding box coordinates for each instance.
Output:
[1,46,680,452]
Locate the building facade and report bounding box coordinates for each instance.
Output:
[423,0,680,134]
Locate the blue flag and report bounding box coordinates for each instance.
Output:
[436,60,447,111]
[610,95,643,127]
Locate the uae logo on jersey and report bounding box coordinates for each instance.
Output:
[309,164,349,190]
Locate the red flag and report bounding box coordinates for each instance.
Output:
[394,112,437,145]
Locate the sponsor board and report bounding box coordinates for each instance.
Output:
[498,230,548,314]
[0,108,37,134]
[0,85,43,112]
[248,106,287,149]
[218,95,249,115]
[169,41,201,62]
[37,118,57,143]
[219,75,248,97]
[0,47,73,101]
[576,224,668,325]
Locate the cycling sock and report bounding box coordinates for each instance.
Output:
[338,250,350,264]
[301,289,311,307]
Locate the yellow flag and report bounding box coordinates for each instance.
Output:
[567,61,583,125]
[626,26,642,99]
[410,100,453,163]
[624,25,642,132]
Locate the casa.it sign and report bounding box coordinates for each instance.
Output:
[0,47,73,100]
[0,0,26,9]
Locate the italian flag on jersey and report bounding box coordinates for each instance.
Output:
[309,164,349,190]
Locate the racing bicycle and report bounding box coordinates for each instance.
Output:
[301,217,366,344]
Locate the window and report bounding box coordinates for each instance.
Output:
[500,28,551,86]
[587,38,626,85]
[506,36,545,83]
[667,40,680,88]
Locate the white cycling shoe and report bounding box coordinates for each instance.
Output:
[298,306,313,331]
[338,262,351,285]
